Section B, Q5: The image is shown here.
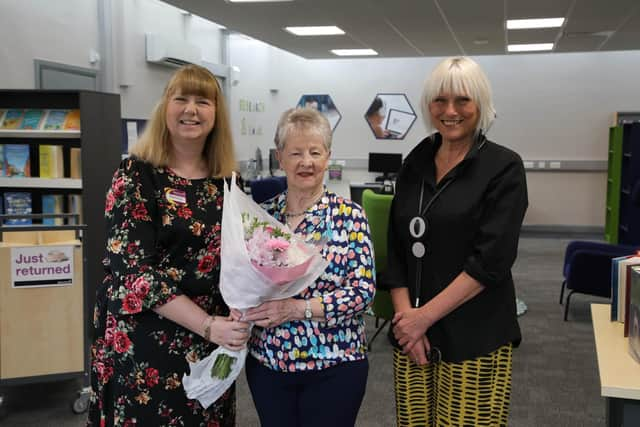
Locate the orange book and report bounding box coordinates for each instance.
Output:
[69,148,82,179]
[63,109,81,130]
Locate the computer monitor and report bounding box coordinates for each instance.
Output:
[368,152,402,181]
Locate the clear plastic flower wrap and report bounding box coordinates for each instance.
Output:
[183,173,329,408]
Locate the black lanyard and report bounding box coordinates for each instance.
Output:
[409,135,487,307]
[411,178,453,307]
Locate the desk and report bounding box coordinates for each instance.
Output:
[591,303,640,426]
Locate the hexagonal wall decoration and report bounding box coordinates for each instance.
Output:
[365,93,416,140]
[296,94,342,132]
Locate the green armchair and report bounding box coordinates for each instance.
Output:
[362,189,395,349]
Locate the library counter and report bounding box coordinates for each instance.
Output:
[591,303,640,426]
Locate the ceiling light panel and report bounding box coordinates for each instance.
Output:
[507,43,554,52]
[285,26,345,36]
[331,49,378,56]
[226,0,294,3]
[506,18,565,30]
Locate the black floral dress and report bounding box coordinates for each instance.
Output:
[87,158,235,427]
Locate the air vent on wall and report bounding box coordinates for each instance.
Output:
[145,33,201,68]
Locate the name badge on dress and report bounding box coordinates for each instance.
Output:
[165,188,187,205]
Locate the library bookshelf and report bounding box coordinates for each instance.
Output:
[0,90,121,417]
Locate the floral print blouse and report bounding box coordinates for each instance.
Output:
[248,189,376,372]
[88,158,235,427]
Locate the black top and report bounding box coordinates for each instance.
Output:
[386,133,528,362]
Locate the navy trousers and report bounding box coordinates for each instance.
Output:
[246,356,369,427]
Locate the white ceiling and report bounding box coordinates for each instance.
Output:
[163,0,640,59]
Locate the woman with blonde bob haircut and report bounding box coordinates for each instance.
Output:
[421,56,497,135]
[88,64,250,426]
[387,57,528,426]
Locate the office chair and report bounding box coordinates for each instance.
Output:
[249,176,287,204]
[560,240,638,321]
[361,189,394,348]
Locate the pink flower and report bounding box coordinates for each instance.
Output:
[122,293,142,314]
[197,255,216,274]
[266,239,290,252]
[131,277,150,298]
[105,327,115,345]
[105,192,115,213]
[112,176,126,198]
[145,367,160,387]
[113,331,132,353]
[132,203,149,220]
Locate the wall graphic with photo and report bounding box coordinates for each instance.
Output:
[365,94,416,140]
[296,94,342,132]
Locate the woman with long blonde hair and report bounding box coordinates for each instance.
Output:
[88,64,249,426]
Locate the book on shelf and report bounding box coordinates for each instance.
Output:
[38,145,64,178]
[70,147,82,179]
[624,262,640,336]
[20,109,46,130]
[0,109,24,129]
[2,192,32,225]
[67,194,83,225]
[42,194,64,225]
[628,266,640,363]
[42,109,69,131]
[63,109,81,130]
[615,255,640,323]
[612,255,630,321]
[3,144,31,177]
[0,144,4,176]
[0,110,6,125]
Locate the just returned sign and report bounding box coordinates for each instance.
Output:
[10,245,74,288]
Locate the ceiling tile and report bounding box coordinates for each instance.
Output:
[555,34,607,52]
[600,6,640,50]
[563,0,638,33]
[508,28,561,44]
[506,0,573,19]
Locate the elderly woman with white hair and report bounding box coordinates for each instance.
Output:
[244,108,375,427]
[386,57,528,426]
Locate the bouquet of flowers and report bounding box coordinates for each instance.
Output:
[183,173,328,408]
[243,213,318,285]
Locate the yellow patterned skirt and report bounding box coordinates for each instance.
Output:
[393,344,513,427]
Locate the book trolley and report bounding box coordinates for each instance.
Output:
[0,90,121,417]
[0,221,88,417]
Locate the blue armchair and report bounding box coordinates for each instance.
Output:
[560,241,638,321]
[249,176,287,203]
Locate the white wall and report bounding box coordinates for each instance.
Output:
[229,38,640,163]
[0,0,100,88]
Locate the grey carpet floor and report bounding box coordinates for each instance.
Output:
[0,236,609,426]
